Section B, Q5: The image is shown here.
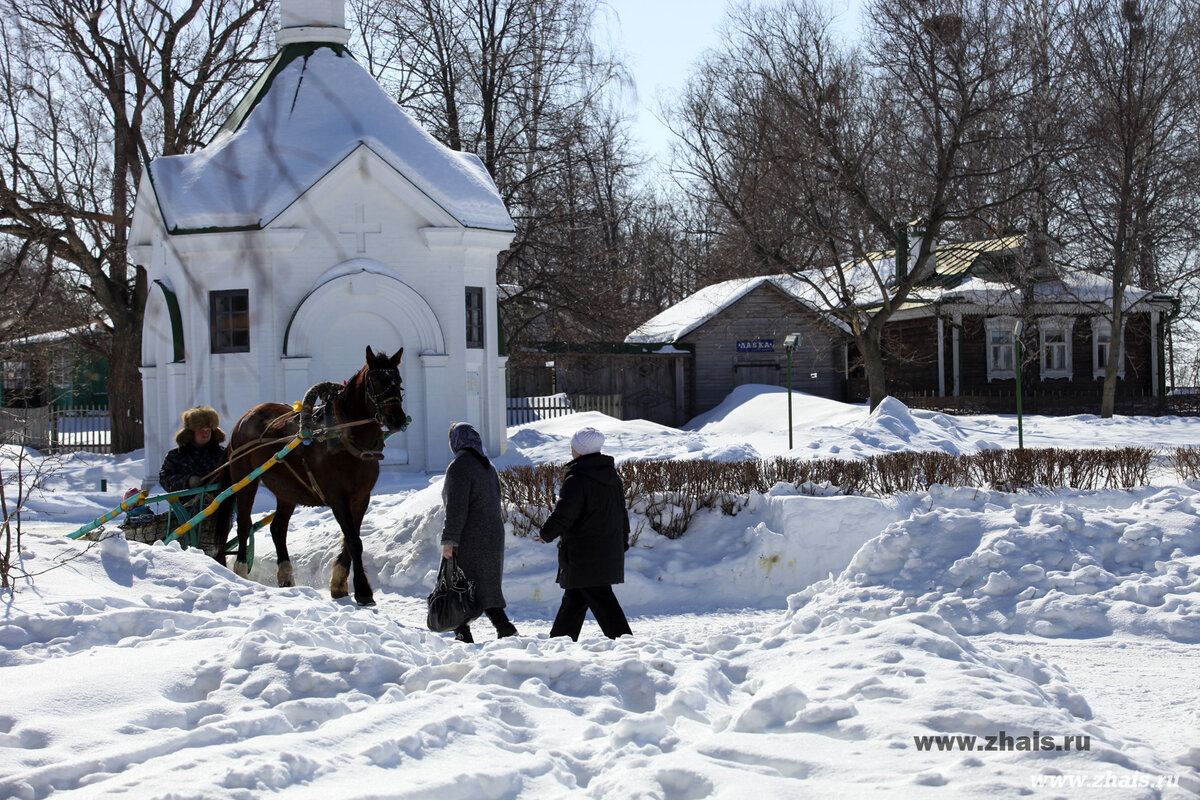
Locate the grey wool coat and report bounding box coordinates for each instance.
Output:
[440,449,507,610]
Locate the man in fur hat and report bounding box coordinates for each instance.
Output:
[159,406,227,492]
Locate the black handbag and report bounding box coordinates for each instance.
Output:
[426,555,482,632]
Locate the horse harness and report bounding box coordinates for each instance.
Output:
[224,373,405,505]
[309,393,386,460]
[310,368,406,448]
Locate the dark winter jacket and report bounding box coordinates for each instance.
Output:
[440,448,507,609]
[540,452,630,589]
[159,441,226,492]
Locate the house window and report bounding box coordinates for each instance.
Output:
[1091,318,1125,379]
[50,356,73,390]
[984,316,1016,381]
[1039,316,1074,380]
[210,290,250,353]
[465,287,484,349]
[2,360,30,393]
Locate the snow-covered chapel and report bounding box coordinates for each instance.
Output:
[129,0,515,482]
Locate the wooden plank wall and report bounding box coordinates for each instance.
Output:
[859,311,1160,399]
[680,284,849,416]
[957,312,1155,395]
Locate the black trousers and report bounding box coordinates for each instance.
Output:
[549,585,632,641]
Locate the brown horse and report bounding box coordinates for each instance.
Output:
[219,346,409,606]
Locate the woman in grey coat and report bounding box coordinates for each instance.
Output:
[440,422,518,642]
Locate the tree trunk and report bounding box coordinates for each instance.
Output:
[107,315,144,453]
[1100,293,1125,419]
[858,329,888,411]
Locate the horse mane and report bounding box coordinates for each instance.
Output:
[339,363,373,420]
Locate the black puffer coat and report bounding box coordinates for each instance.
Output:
[540,452,630,589]
[159,441,226,492]
[440,448,507,609]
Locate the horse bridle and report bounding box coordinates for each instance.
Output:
[363,368,409,431]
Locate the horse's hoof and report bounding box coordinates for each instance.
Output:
[277,562,295,588]
[356,596,376,607]
[233,560,250,578]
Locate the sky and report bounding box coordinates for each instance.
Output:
[599,0,863,167]
[597,0,730,164]
[4,387,1200,797]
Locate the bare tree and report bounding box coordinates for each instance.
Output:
[0,244,94,342]
[958,0,1078,385]
[0,0,274,452]
[1008,0,1073,279]
[618,188,706,315]
[1063,0,1200,416]
[351,0,652,347]
[670,0,1029,409]
[0,243,99,409]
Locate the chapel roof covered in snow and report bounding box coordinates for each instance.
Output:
[146,43,514,233]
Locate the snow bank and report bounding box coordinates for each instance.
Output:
[790,485,1200,642]
[244,479,920,614]
[3,534,1192,799]
[9,389,1200,798]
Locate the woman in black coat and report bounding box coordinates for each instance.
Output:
[440,422,517,643]
[538,426,632,641]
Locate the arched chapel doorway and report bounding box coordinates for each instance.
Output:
[283,261,446,469]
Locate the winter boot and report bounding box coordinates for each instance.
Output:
[453,624,474,643]
[485,608,518,638]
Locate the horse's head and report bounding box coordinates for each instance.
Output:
[361,346,410,432]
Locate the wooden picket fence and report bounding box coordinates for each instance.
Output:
[506,394,622,426]
[0,404,111,453]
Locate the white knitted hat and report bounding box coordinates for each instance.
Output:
[571,427,605,455]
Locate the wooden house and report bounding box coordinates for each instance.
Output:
[626,236,1177,420]
[626,276,852,418]
[850,236,1177,412]
[0,327,109,409]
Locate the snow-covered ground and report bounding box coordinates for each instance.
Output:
[3,386,1200,798]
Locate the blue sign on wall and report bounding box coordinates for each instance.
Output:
[736,339,774,353]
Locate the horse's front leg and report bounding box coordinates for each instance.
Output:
[329,494,374,606]
[271,502,297,587]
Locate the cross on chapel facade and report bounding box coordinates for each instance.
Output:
[341,204,382,253]
[128,0,515,483]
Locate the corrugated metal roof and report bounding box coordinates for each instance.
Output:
[843,234,1026,286]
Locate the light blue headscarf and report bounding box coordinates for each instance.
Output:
[448,422,485,457]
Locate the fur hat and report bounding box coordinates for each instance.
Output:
[570,427,605,456]
[175,405,226,448]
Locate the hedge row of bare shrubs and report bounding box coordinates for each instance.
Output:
[1168,446,1200,483]
[500,446,1190,540]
